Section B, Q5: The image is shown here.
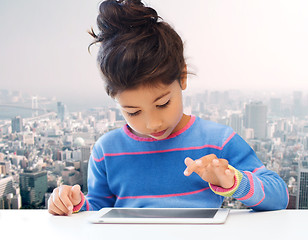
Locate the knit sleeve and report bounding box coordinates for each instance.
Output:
[217,133,289,211]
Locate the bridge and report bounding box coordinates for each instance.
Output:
[0,104,49,112]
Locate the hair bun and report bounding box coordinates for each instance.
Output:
[95,0,159,41]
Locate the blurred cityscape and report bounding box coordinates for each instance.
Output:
[0,88,308,210]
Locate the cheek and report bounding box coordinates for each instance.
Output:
[122,114,144,131]
[169,99,183,119]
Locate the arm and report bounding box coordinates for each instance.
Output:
[219,133,289,211]
[184,133,289,211]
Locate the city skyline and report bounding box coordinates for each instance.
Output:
[1,85,308,210]
[1,88,308,121]
[1,0,308,105]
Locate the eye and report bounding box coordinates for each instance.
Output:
[126,110,141,117]
[157,100,170,109]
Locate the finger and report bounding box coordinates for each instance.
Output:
[221,168,235,188]
[184,157,194,167]
[48,208,58,216]
[225,167,235,176]
[207,154,218,160]
[58,185,74,215]
[48,202,62,215]
[184,157,195,176]
[48,194,66,216]
[211,158,220,167]
[70,185,82,206]
[210,158,229,170]
[52,188,70,215]
[48,194,58,215]
[184,159,204,176]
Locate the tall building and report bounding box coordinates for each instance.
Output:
[293,91,303,117]
[81,145,91,161]
[229,113,243,135]
[244,102,267,139]
[0,161,10,175]
[80,145,91,193]
[269,98,281,116]
[19,169,48,207]
[32,96,38,117]
[57,102,66,122]
[0,176,15,209]
[81,160,89,193]
[297,164,308,209]
[11,116,23,133]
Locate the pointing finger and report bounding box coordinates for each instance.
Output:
[184,157,194,167]
[184,158,202,176]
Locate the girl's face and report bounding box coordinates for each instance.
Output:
[115,77,188,140]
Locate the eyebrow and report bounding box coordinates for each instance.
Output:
[122,91,171,109]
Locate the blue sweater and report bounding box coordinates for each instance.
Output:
[78,116,288,212]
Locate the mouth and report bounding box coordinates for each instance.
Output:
[150,129,167,138]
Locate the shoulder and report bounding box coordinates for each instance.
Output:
[194,116,234,137]
[92,127,126,154]
[192,116,235,146]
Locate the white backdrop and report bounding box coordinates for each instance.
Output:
[0,0,307,108]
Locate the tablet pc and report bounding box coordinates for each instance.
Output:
[89,208,230,224]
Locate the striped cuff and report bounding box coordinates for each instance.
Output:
[72,191,85,213]
[209,165,243,197]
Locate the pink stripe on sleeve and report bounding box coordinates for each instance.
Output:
[221,132,236,148]
[93,156,104,162]
[247,179,265,208]
[252,165,265,173]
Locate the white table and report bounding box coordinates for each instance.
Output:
[0,209,307,240]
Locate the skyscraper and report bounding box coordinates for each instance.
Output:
[297,164,308,209]
[11,116,23,133]
[57,101,66,122]
[19,169,47,207]
[244,102,267,139]
[229,113,243,135]
[269,98,281,116]
[0,176,15,209]
[0,161,10,175]
[80,145,91,193]
[32,96,38,117]
[293,91,303,118]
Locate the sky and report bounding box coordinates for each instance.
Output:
[0,0,308,109]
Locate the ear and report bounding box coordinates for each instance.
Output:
[180,65,188,90]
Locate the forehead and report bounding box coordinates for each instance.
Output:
[116,81,180,104]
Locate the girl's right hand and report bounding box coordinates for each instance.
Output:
[48,184,82,216]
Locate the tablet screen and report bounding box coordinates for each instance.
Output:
[101,209,218,219]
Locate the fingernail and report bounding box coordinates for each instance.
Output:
[213,159,219,164]
[68,206,73,211]
[184,170,188,175]
[196,160,202,165]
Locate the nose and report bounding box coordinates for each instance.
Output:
[146,112,162,131]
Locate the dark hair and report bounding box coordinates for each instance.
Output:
[89,0,186,97]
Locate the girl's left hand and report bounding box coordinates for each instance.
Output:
[183,154,235,189]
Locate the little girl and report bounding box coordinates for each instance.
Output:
[48,0,288,216]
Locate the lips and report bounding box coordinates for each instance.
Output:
[150,129,167,137]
